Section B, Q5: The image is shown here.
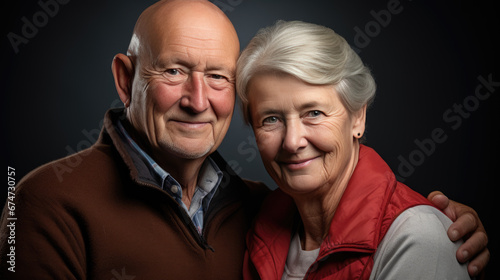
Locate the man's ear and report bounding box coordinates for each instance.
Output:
[352,104,367,138]
[111,53,134,107]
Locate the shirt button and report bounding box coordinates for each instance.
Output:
[171,185,179,194]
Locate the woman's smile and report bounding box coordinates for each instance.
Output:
[278,156,319,171]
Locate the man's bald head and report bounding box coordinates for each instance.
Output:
[111,0,240,170]
[128,0,239,65]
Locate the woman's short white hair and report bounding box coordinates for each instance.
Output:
[236,20,376,124]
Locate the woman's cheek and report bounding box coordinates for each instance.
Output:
[307,125,338,153]
[254,130,279,161]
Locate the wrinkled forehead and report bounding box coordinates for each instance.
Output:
[150,28,238,70]
[128,0,239,64]
[161,25,235,49]
[140,22,238,66]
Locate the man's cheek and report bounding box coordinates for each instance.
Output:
[211,91,235,116]
[150,83,183,111]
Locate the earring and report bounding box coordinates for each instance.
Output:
[357,133,361,137]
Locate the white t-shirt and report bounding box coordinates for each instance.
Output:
[281,205,470,280]
[281,230,320,280]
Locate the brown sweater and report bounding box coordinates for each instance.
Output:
[0,109,268,279]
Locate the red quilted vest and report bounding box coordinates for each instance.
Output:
[244,145,433,279]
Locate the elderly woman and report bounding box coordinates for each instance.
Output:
[237,21,471,279]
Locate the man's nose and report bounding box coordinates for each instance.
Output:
[282,119,308,153]
[180,72,209,113]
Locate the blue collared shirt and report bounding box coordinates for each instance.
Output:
[116,120,223,235]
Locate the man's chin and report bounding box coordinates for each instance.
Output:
[160,141,214,160]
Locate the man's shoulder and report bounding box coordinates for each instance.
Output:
[17,143,119,196]
[242,179,271,197]
[236,179,271,220]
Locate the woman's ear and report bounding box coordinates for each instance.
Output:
[111,53,134,107]
[352,104,367,138]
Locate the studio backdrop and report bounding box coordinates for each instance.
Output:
[2,0,498,274]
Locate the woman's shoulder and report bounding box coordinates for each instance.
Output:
[390,205,453,237]
[370,205,469,279]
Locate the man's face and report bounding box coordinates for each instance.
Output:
[127,21,238,160]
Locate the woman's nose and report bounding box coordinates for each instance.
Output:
[282,119,308,153]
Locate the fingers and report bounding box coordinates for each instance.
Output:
[467,248,490,278]
[427,190,490,277]
[448,212,478,242]
[427,191,450,212]
[456,230,489,263]
[452,214,489,278]
[428,191,457,222]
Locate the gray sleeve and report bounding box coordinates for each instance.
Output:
[369,205,470,280]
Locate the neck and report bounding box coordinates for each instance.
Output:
[158,155,206,209]
[122,118,206,209]
[294,142,360,251]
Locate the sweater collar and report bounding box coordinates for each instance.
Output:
[100,108,157,187]
[99,108,223,193]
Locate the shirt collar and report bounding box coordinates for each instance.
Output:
[114,119,223,200]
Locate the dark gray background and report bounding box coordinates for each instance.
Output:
[2,0,498,275]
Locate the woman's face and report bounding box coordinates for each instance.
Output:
[248,73,366,196]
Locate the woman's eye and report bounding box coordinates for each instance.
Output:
[308,110,323,117]
[263,116,279,124]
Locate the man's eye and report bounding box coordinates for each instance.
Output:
[165,69,179,75]
[210,74,225,80]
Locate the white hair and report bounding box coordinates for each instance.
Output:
[237,20,376,124]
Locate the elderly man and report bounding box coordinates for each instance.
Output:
[0,0,488,279]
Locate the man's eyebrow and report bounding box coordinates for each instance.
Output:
[152,56,192,69]
[206,67,236,79]
[152,56,234,75]
[206,64,230,71]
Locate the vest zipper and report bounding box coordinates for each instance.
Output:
[304,246,374,279]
